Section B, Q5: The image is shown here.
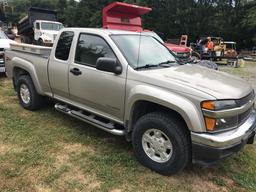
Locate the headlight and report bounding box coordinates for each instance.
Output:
[201,100,238,132]
[202,100,237,111]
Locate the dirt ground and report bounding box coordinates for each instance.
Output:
[219,60,256,90]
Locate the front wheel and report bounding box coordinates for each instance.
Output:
[191,51,201,61]
[132,112,191,175]
[17,75,45,110]
[38,39,44,46]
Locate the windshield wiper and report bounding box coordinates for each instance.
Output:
[158,60,176,65]
[134,64,159,70]
[134,60,177,70]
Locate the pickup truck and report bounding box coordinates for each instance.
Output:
[5,28,256,175]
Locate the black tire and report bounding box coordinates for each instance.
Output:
[220,50,224,61]
[132,112,191,175]
[191,51,201,60]
[38,39,44,46]
[17,75,45,110]
[20,36,25,43]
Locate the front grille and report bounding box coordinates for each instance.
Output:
[238,106,253,125]
[176,52,190,59]
[236,91,255,125]
[236,91,255,107]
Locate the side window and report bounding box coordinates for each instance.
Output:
[36,23,40,29]
[75,34,116,67]
[55,31,74,61]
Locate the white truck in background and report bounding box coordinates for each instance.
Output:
[17,7,63,46]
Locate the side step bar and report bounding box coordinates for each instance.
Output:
[55,103,125,136]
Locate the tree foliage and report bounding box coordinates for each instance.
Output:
[2,0,256,49]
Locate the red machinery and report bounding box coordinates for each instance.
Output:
[103,1,151,32]
[102,2,192,62]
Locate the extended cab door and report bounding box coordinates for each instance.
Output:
[48,31,74,100]
[68,33,126,123]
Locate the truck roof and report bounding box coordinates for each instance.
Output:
[64,27,143,35]
[36,20,62,24]
[224,41,236,44]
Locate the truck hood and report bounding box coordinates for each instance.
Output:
[164,43,191,53]
[141,64,252,99]
[0,39,16,49]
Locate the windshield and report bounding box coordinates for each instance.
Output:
[112,35,177,69]
[0,31,8,39]
[226,43,236,50]
[142,31,164,43]
[41,22,63,31]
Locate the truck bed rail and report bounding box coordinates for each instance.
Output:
[9,43,51,57]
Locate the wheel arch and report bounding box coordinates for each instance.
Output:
[12,58,44,95]
[125,87,205,135]
[127,100,189,132]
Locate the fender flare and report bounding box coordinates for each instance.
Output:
[12,57,44,95]
[125,85,205,132]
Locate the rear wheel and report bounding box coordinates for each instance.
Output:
[17,75,45,110]
[132,112,191,175]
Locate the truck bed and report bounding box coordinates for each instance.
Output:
[5,43,52,96]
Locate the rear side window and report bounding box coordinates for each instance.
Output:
[75,34,115,67]
[55,31,74,61]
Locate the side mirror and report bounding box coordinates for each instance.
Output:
[96,57,122,75]
[7,34,15,40]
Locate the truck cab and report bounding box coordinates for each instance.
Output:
[33,20,63,45]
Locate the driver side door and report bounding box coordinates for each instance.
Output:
[68,33,126,123]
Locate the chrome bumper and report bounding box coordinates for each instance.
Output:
[191,109,256,148]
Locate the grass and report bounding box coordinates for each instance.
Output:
[0,62,256,192]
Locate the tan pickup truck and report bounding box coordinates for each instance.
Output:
[5,28,256,175]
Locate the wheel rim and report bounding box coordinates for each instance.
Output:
[142,129,173,163]
[20,84,31,104]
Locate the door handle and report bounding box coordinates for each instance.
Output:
[70,68,82,76]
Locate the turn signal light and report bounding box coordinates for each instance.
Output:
[201,101,215,110]
[204,117,216,131]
